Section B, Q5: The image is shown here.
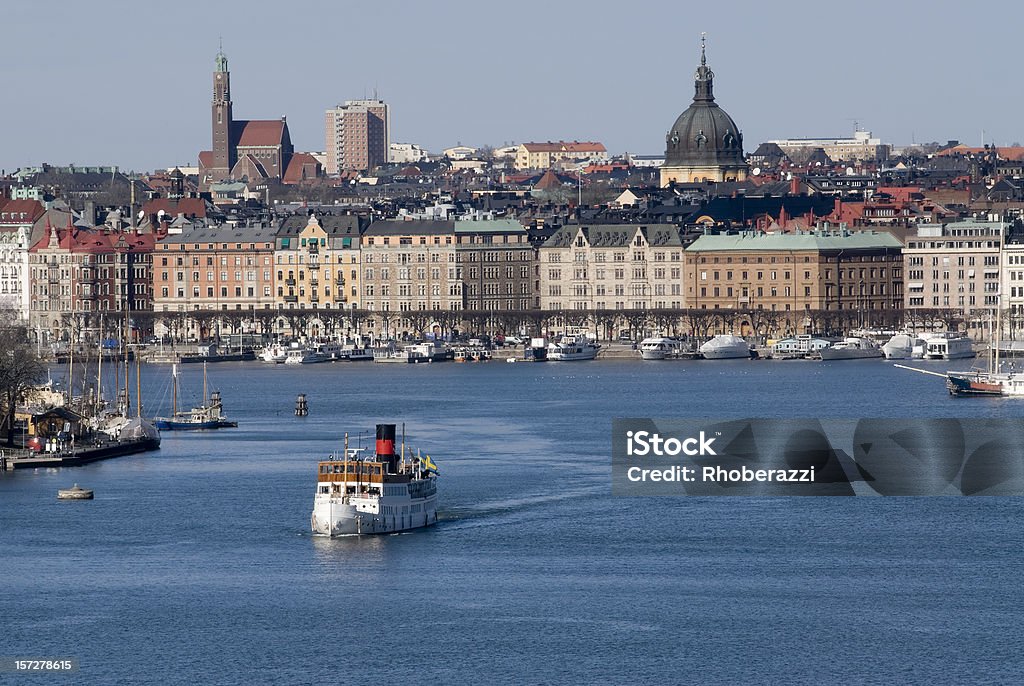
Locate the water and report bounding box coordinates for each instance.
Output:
[3,359,1023,684]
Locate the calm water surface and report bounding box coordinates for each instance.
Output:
[2,359,1023,685]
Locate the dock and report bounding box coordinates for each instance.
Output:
[2,438,161,471]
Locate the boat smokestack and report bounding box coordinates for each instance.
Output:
[376,424,397,472]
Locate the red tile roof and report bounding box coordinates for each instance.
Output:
[0,198,45,225]
[282,153,322,184]
[235,119,287,147]
[522,141,606,153]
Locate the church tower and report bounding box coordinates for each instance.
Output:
[211,48,234,181]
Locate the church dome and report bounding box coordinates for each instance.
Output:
[664,40,745,168]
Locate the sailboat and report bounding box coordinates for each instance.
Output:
[152,362,238,430]
[898,312,1024,396]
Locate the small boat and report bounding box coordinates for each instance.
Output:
[58,484,94,500]
[699,334,752,359]
[152,363,237,430]
[818,337,885,361]
[548,336,600,361]
[310,424,439,536]
[770,334,830,359]
[639,337,684,360]
[284,345,319,364]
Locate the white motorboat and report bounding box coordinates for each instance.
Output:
[818,337,884,360]
[639,337,684,360]
[699,334,752,359]
[311,424,438,536]
[284,346,318,364]
[922,332,975,360]
[548,336,600,361]
[259,343,288,364]
[881,333,927,360]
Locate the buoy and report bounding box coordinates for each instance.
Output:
[295,393,309,416]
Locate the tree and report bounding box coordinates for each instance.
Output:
[0,312,47,447]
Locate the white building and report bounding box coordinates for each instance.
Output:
[0,200,42,322]
[389,143,429,164]
[768,130,890,162]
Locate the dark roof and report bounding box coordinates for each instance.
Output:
[277,213,362,236]
[364,219,455,236]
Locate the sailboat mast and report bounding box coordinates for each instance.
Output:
[96,315,103,413]
[135,351,142,418]
[172,363,178,416]
[203,361,208,405]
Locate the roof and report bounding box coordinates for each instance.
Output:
[157,225,279,245]
[234,119,288,148]
[364,219,455,236]
[686,230,903,253]
[282,153,321,184]
[543,224,683,249]
[0,199,46,225]
[277,213,361,236]
[453,218,526,234]
[521,141,606,153]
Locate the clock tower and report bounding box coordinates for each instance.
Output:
[211,48,234,182]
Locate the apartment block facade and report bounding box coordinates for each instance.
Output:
[538,225,685,311]
[903,221,1004,328]
[273,214,361,312]
[324,99,390,174]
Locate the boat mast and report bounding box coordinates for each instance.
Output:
[172,363,178,416]
[96,315,103,415]
[135,350,142,418]
[203,361,208,406]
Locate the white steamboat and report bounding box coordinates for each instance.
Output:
[311,424,438,536]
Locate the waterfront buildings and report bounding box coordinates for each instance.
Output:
[152,225,278,319]
[324,99,390,174]
[28,218,155,342]
[903,220,1004,331]
[538,224,684,312]
[661,39,748,186]
[273,214,362,312]
[453,218,534,313]
[683,230,904,331]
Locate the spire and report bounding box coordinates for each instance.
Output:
[693,33,715,102]
[215,39,228,73]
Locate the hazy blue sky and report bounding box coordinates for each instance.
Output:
[3,0,1021,172]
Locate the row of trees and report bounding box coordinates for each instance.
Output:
[47,305,977,346]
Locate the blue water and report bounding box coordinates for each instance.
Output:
[3,359,1023,685]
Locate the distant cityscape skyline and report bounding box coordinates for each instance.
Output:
[3,0,1024,172]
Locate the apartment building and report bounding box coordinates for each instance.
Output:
[903,221,1004,329]
[538,224,685,311]
[684,230,903,320]
[324,99,390,174]
[273,214,362,312]
[514,141,607,171]
[453,218,534,312]
[152,225,277,314]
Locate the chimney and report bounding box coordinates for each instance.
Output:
[789,175,800,195]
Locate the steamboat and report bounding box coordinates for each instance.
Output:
[311,424,438,536]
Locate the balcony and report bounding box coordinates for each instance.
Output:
[308,262,320,270]
[307,244,319,254]
[335,275,345,285]
[310,279,319,287]
[283,295,298,303]
[285,278,296,286]
[311,295,319,303]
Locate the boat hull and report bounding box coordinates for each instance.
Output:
[311,496,438,536]
[152,419,237,430]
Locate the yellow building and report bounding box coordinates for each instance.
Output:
[273,214,362,315]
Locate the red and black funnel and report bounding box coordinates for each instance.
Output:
[376,424,398,472]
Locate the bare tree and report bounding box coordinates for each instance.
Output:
[0,312,47,447]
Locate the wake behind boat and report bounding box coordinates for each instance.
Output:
[311,424,439,536]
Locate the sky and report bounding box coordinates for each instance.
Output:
[3,0,1023,173]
